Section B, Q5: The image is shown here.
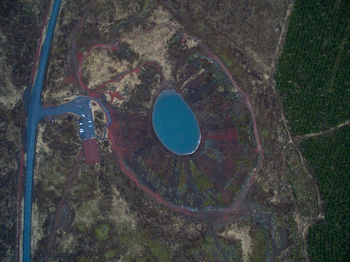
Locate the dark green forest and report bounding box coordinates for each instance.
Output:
[276,0,350,261]
[302,127,350,261]
[276,0,350,135]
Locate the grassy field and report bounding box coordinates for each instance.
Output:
[275,0,350,261]
[275,0,350,135]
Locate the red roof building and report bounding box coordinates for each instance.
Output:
[82,138,100,164]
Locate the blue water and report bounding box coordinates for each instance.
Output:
[152,90,201,155]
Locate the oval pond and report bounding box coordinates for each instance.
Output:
[152,90,201,155]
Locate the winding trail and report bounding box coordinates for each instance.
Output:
[45,150,83,262]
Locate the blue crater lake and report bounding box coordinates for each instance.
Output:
[152,90,201,155]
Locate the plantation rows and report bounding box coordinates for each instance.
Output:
[275,0,350,135]
[275,0,350,261]
[301,126,350,262]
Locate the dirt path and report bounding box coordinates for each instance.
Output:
[295,120,350,140]
[45,150,83,262]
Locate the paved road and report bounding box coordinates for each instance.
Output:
[22,0,113,260]
[23,1,62,261]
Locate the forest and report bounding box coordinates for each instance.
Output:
[275,0,350,135]
[276,0,350,261]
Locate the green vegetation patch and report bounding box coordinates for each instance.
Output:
[167,32,182,56]
[118,226,170,261]
[177,235,241,262]
[149,242,170,261]
[75,221,88,233]
[95,224,111,241]
[104,249,118,260]
[249,226,272,262]
[78,256,93,262]
[189,160,213,192]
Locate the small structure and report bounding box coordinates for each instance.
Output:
[81,138,100,164]
[76,99,101,164]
